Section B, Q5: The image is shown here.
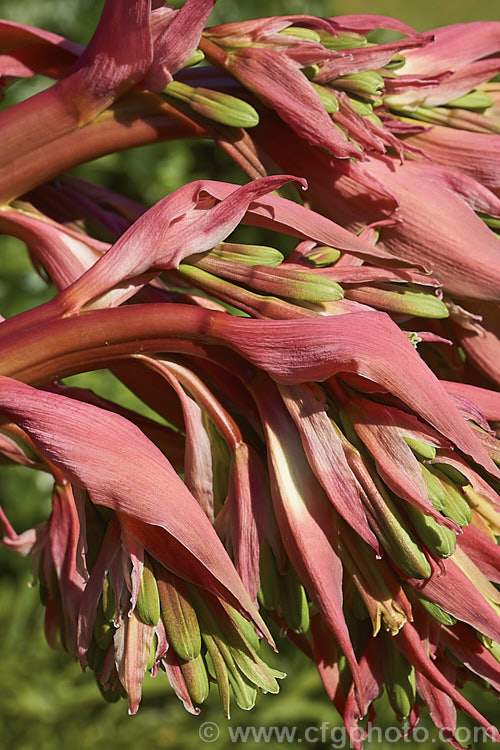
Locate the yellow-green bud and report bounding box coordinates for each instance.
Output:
[101,577,116,622]
[477,633,500,663]
[156,568,202,661]
[433,469,472,527]
[146,635,157,672]
[136,557,161,627]
[180,653,210,704]
[164,81,259,128]
[404,437,437,461]
[404,503,456,558]
[477,213,500,232]
[348,98,374,117]
[182,49,205,68]
[366,475,432,579]
[258,541,281,611]
[420,463,447,511]
[209,242,284,267]
[319,32,368,50]
[336,71,385,97]
[338,409,364,450]
[446,90,494,111]
[280,570,310,634]
[417,595,457,626]
[229,607,261,653]
[93,598,115,649]
[279,26,321,42]
[86,636,108,673]
[432,462,468,486]
[384,53,406,71]
[226,661,258,711]
[304,245,342,266]
[311,83,339,113]
[203,636,231,718]
[95,674,121,703]
[383,646,416,720]
[345,284,449,319]
[302,64,320,80]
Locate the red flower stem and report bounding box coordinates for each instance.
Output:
[0,303,256,387]
[199,36,229,68]
[0,90,206,204]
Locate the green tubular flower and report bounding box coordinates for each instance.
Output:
[155,565,202,662]
[188,586,285,715]
[382,637,416,720]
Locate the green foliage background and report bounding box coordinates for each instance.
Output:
[0,1,499,748]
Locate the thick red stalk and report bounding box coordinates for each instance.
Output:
[0,303,254,386]
[0,92,205,204]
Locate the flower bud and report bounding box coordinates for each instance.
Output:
[146,634,157,672]
[156,566,202,661]
[135,556,161,627]
[280,568,310,634]
[203,637,231,717]
[420,463,447,511]
[344,283,449,319]
[278,26,321,42]
[190,587,284,715]
[477,213,500,232]
[404,503,457,558]
[209,242,284,267]
[386,103,500,134]
[101,576,116,622]
[303,245,342,266]
[257,541,281,611]
[334,71,385,97]
[383,642,416,720]
[180,653,210,704]
[416,595,457,626]
[318,32,368,50]
[164,81,259,128]
[462,484,500,535]
[404,437,437,461]
[93,597,115,649]
[347,98,374,117]
[428,467,472,527]
[182,259,344,305]
[311,83,339,113]
[301,64,320,80]
[432,462,468,486]
[446,90,494,111]
[182,49,205,69]
[384,53,406,71]
[360,470,432,579]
